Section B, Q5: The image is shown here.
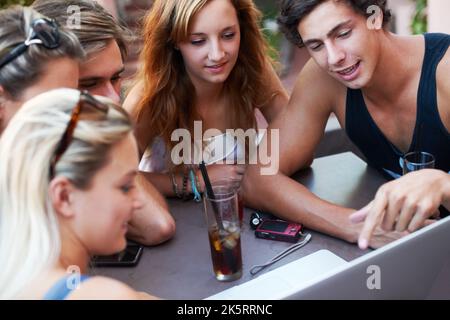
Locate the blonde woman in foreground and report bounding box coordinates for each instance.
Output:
[0,89,157,299]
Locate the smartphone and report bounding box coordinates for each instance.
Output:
[255,219,303,243]
[91,243,143,267]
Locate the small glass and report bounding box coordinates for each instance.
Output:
[402,151,435,175]
[203,186,242,281]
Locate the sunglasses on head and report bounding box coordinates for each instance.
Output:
[0,18,60,69]
[49,91,109,179]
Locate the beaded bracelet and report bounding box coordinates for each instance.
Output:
[181,169,189,201]
[170,172,182,199]
[189,168,202,202]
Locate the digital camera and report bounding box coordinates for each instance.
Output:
[255,219,303,243]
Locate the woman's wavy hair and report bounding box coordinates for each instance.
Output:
[0,88,132,298]
[278,0,392,48]
[132,0,278,153]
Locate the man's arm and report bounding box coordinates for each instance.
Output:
[127,173,175,246]
[122,83,176,245]
[242,60,360,243]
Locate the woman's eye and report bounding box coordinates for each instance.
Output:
[191,39,205,46]
[223,32,235,40]
[120,184,135,193]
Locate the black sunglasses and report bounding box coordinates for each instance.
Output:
[0,18,60,69]
[49,91,109,179]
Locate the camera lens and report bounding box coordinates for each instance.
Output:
[250,212,262,230]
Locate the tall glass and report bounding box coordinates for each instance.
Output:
[403,151,435,175]
[210,179,244,225]
[203,187,242,281]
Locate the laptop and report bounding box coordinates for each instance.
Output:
[207,215,450,300]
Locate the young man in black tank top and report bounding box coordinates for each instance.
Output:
[242,0,450,249]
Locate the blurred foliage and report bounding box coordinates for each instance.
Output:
[411,0,427,34]
[0,0,34,9]
[255,0,283,61]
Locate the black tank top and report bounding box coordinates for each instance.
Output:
[346,33,450,181]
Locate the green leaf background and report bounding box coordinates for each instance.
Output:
[0,0,34,9]
[411,0,428,34]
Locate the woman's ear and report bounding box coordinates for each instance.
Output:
[48,176,78,219]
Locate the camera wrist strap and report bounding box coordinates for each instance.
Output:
[249,233,312,276]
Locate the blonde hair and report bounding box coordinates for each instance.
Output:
[132,0,279,154]
[0,88,132,299]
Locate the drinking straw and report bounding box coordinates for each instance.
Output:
[199,161,238,274]
[199,161,225,231]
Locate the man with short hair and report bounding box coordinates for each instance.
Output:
[242,0,450,249]
[34,0,175,246]
[33,0,129,103]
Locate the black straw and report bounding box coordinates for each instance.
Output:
[199,161,237,274]
[199,161,225,231]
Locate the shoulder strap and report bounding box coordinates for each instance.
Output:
[417,33,450,121]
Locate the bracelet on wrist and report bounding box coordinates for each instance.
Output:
[189,167,202,202]
[170,171,182,199]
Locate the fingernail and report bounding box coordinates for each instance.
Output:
[358,238,368,250]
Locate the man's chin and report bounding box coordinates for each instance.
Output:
[335,77,365,90]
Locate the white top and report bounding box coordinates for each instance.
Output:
[139,109,268,173]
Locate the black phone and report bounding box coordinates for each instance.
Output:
[255,219,303,243]
[91,243,143,267]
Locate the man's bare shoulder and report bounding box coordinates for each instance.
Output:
[291,58,346,112]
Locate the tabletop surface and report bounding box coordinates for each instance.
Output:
[91,152,389,299]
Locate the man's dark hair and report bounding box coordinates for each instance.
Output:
[277,0,392,47]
